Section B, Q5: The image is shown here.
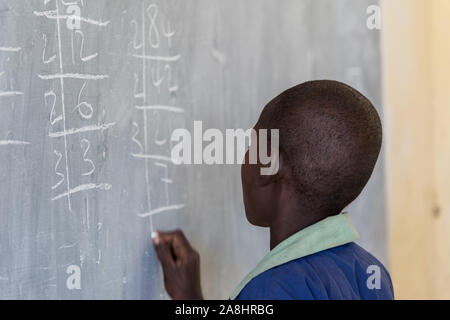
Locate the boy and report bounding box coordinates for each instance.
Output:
[152,80,394,300]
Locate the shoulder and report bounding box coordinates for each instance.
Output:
[235,259,329,300]
[235,243,394,300]
[303,242,394,299]
[340,243,394,299]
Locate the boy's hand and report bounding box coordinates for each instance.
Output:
[152,229,203,300]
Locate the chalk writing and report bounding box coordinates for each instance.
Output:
[0,43,29,147]
[128,1,185,232]
[35,0,113,210]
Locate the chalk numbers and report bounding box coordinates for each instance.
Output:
[129,2,185,223]
[0,37,28,146]
[74,82,94,120]
[35,0,113,211]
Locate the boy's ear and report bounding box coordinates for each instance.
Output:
[257,151,286,187]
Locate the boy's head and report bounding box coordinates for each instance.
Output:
[241,80,382,227]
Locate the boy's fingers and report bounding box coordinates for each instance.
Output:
[156,230,193,260]
[172,232,193,259]
[153,234,175,268]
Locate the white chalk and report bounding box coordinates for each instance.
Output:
[151,232,159,244]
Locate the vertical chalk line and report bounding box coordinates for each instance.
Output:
[55,0,72,211]
[142,1,153,233]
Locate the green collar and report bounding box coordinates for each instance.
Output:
[229,213,360,300]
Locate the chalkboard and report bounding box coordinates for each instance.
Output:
[0,0,384,299]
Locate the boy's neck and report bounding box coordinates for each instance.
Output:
[269,209,326,250]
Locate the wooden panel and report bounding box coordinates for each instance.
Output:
[382,0,450,299]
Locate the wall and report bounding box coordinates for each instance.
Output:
[382,0,450,299]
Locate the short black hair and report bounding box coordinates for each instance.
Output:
[260,80,382,217]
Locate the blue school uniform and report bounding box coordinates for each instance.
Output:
[230,213,394,300]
